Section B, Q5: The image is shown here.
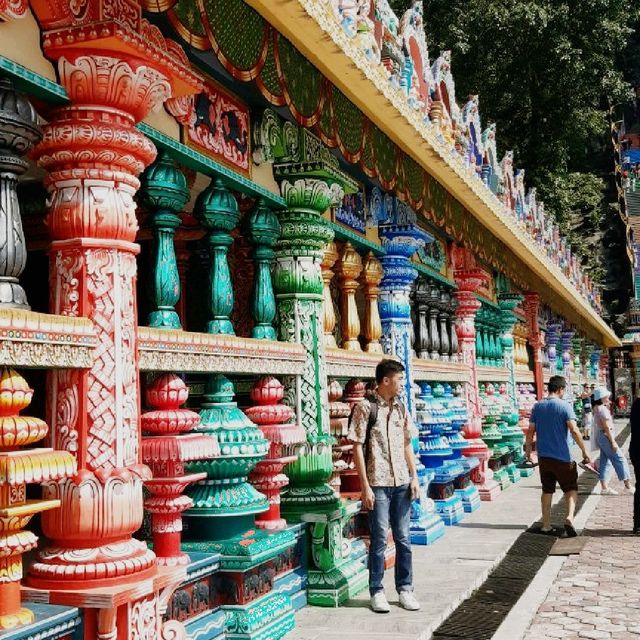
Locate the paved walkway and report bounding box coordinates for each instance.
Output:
[286,457,588,640]
[520,454,639,640]
[285,422,636,640]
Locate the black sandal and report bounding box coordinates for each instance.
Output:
[564,522,578,538]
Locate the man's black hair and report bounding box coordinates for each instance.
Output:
[548,375,567,394]
[375,359,405,384]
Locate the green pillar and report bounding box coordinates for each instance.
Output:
[255,110,367,605]
[195,177,240,335]
[139,151,189,329]
[246,198,280,340]
[274,176,339,511]
[498,292,524,413]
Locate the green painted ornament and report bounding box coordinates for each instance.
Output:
[194,177,240,335]
[246,198,280,340]
[139,151,189,329]
[185,374,269,539]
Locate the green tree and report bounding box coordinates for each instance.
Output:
[389,0,639,329]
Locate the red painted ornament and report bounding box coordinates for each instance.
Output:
[246,376,306,530]
[141,374,220,566]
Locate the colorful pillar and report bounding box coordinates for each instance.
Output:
[561,328,575,402]
[337,242,364,350]
[546,322,562,374]
[269,133,367,604]
[195,177,240,335]
[247,199,280,340]
[0,369,75,629]
[139,151,189,329]
[523,293,545,399]
[28,20,199,597]
[498,292,524,413]
[378,223,429,415]
[273,173,341,511]
[452,246,500,501]
[361,252,384,353]
[0,77,41,309]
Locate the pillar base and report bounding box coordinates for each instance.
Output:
[0,606,33,630]
[306,559,369,607]
[477,479,502,501]
[455,484,482,513]
[27,538,157,591]
[409,509,446,545]
[434,495,465,526]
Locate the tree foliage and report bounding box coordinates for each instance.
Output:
[389,0,639,329]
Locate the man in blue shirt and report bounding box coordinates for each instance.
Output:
[526,375,592,537]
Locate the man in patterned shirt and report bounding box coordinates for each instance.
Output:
[348,359,421,613]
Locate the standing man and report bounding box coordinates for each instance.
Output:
[526,375,592,537]
[348,359,421,613]
[629,385,640,534]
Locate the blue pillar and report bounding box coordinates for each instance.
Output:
[378,223,430,416]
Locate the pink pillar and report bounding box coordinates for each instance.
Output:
[452,247,500,501]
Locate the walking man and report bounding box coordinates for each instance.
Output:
[525,375,592,537]
[348,359,421,613]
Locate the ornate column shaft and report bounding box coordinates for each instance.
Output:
[29,25,200,590]
[438,289,451,360]
[498,292,524,413]
[195,177,240,335]
[246,198,280,340]
[274,175,342,511]
[0,77,42,309]
[379,224,429,416]
[413,277,431,358]
[452,247,500,500]
[139,151,189,329]
[361,251,383,353]
[523,293,545,399]
[546,321,562,373]
[428,284,441,360]
[321,242,339,348]
[561,328,575,401]
[336,241,363,350]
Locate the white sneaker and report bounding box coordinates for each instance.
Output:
[624,485,636,495]
[398,591,421,611]
[370,592,390,613]
[601,487,619,495]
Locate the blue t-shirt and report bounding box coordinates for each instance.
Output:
[530,397,577,462]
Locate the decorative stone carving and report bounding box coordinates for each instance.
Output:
[336,242,363,351]
[194,178,241,335]
[0,368,75,629]
[321,242,340,348]
[246,376,306,529]
[141,374,220,566]
[139,151,190,329]
[0,77,42,309]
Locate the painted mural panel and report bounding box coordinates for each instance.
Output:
[180,78,251,177]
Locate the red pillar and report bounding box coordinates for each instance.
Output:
[452,246,500,501]
[22,4,200,637]
[524,293,545,400]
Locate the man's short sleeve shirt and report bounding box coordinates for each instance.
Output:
[530,397,576,462]
[347,393,416,487]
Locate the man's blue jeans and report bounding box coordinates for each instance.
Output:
[368,484,413,595]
